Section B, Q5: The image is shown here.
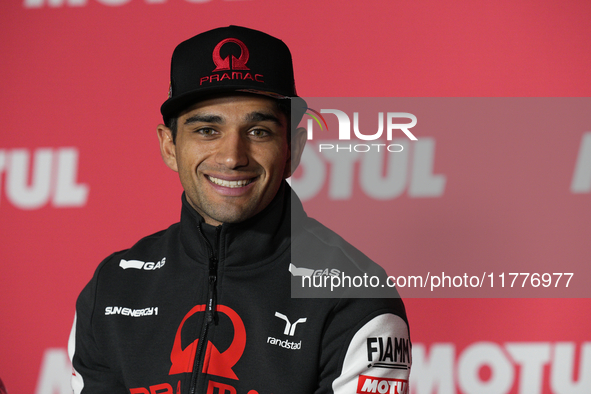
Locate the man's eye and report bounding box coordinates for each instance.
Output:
[196,128,217,136]
[249,129,270,138]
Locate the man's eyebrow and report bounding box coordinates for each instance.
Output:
[244,111,284,126]
[184,114,224,125]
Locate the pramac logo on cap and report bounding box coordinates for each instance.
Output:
[212,38,250,71]
[200,37,264,86]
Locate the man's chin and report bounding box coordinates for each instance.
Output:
[205,205,259,225]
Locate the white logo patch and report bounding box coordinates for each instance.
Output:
[275,312,307,336]
[289,263,341,277]
[105,306,159,317]
[119,257,166,270]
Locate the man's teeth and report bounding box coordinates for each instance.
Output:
[208,176,252,188]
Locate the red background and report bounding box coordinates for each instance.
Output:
[1,0,590,393]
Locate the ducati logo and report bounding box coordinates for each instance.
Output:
[212,38,250,71]
[169,304,246,380]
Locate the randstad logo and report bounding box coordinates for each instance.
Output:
[200,38,263,86]
[302,109,417,153]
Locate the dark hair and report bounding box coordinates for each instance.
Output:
[163,98,292,145]
[164,116,178,143]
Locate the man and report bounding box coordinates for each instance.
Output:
[69,25,411,394]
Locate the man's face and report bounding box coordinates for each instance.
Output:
[158,94,300,226]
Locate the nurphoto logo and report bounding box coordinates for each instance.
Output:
[301,106,417,153]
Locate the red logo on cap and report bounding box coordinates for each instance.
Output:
[212,38,250,71]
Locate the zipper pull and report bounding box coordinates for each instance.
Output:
[207,256,218,323]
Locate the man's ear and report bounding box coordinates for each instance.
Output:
[284,126,307,178]
[157,124,178,172]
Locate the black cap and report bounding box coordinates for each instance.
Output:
[161,25,307,123]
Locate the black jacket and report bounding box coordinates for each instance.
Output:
[69,183,411,394]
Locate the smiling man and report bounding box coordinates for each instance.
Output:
[158,95,296,226]
[69,26,411,394]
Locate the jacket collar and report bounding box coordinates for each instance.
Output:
[180,181,304,268]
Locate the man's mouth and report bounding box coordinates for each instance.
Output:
[207,175,255,188]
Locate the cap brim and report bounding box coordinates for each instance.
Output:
[161,87,308,128]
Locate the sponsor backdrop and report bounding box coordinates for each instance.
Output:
[1,0,590,393]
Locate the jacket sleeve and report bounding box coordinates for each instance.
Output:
[316,300,411,394]
[68,264,126,393]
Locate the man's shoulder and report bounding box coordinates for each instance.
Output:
[292,215,386,278]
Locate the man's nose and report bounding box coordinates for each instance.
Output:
[215,132,249,169]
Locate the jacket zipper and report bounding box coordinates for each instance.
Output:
[189,226,220,394]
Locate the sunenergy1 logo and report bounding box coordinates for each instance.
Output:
[302,107,418,153]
